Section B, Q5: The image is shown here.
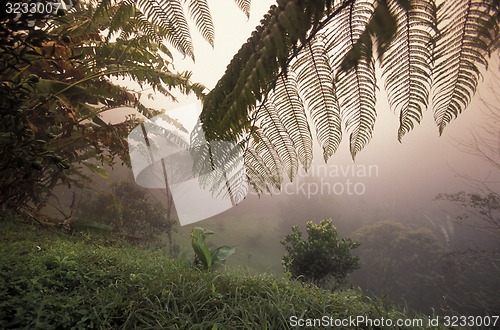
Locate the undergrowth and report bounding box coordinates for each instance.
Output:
[0,214,441,329]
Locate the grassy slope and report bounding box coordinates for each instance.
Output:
[0,215,439,329]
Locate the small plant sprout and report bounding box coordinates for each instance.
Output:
[191,227,236,270]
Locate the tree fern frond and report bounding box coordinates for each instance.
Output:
[382,0,435,141]
[199,141,246,203]
[293,35,342,162]
[327,0,377,159]
[270,73,313,170]
[255,101,299,181]
[251,129,283,188]
[137,0,194,60]
[201,1,346,142]
[234,0,251,18]
[107,0,137,39]
[186,0,215,47]
[243,130,283,193]
[432,0,495,135]
[199,0,500,193]
[244,147,274,194]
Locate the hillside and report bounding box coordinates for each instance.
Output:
[0,214,441,329]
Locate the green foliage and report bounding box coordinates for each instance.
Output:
[0,6,71,212]
[89,0,252,60]
[0,1,206,216]
[191,227,236,270]
[199,0,500,194]
[0,216,440,329]
[77,180,175,241]
[281,219,359,289]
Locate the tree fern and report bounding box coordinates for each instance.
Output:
[199,0,499,194]
[245,131,282,194]
[137,0,194,59]
[381,0,435,141]
[85,0,252,61]
[293,35,342,162]
[254,101,299,181]
[433,0,498,134]
[251,129,283,188]
[271,73,313,170]
[186,0,215,47]
[234,0,252,18]
[327,0,377,159]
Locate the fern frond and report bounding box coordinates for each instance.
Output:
[382,0,435,141]
[244,129,284,194]
[200,0,500,193]
[327,0,377,159]
[234,0,251,18]
[244,147,274,194]
[270,73,313,170]
[137,0,194,60]
[250,129,283,188]
[432,0,496,134]
[293,35,342,162]
[255,101,298,181]
[186,0,215,47]
[200,141,246,202]
[201,1,339,142]
[107,0,137,39]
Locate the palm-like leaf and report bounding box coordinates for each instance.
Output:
[187,0,215,47]
[137,0,194,59]
[271,73,313,170]
[433,0,497,134]
[245,143,277,194]
[293,35,342,162]
[381,0,435,140]
[327,0,376,159]
[234,0,251,18]
[255,101,299,181]
[90,0,239,60]
[249,129,283,190]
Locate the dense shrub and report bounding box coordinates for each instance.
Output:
[281,219,359,289]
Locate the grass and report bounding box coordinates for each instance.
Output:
[0,213,443,329]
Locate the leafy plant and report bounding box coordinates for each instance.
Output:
[191,227,236,270]
[198,0,500,194]
[1,0,252,219]
[281,219,359,289]
[0,2,203,218]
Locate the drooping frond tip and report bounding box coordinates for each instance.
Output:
[234,0,251,18]
[433,0,498,136]
[187,0,215,47]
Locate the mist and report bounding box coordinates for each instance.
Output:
[61,2,500,316]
